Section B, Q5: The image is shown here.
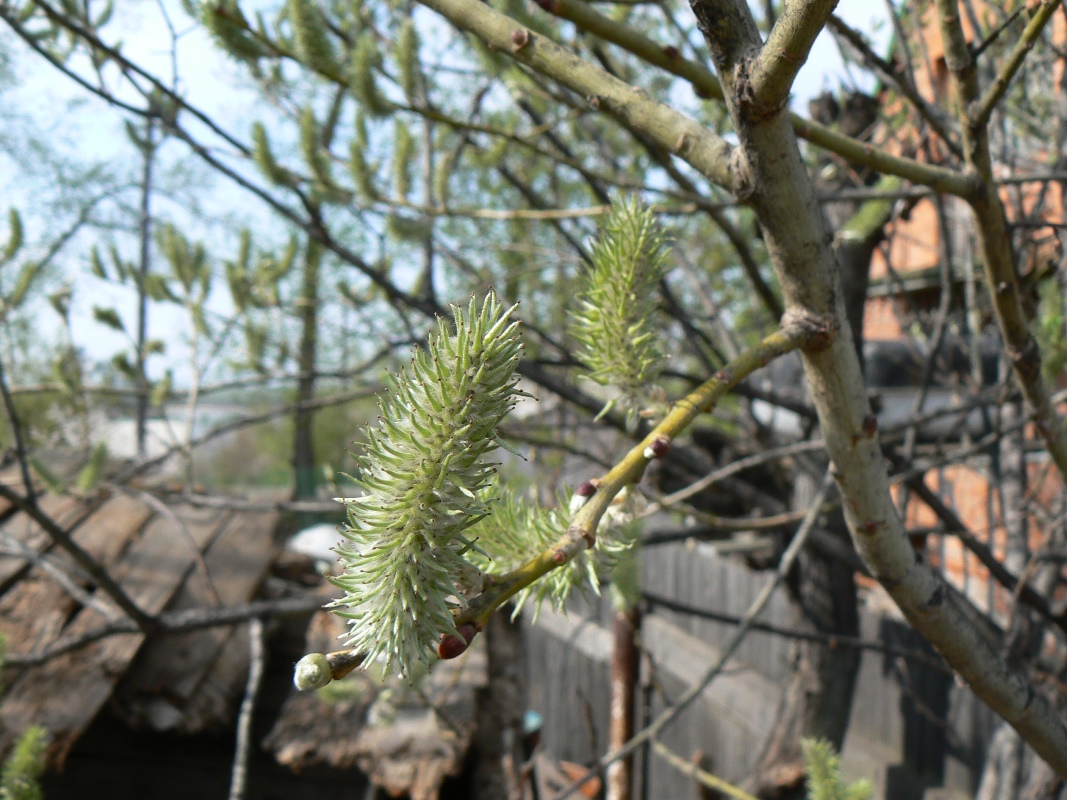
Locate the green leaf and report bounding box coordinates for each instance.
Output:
[800,738,872,800]
[93,306,125,332]
[350,33,393,118]
[74,443,108,494]
[108,244,129,282]
[144,273,176,302]
[392,119,414,198]
[150,370,173,407]
[89,246,108,280]
[299,105,334,190]
[245,320,267,372]
[93,0,114,27]
[191,304,211,337]
[251,121,294,187]
[7,261,43,309]
[3,208,22,262]
[395,18,420,102]
[111,352,136,378]
[386,212,431,241]
[48,286,72,320]
[143,338,166,355]
[202,0,271,61]
[288,0,337,74]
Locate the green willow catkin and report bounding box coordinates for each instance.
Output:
[570,198,669,429]
[287,0,337,74]
[330,294,524,672]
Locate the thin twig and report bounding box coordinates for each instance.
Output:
[0,485,153,631]
[0,530,119,620]
[228,617,265,800]
[0,350,36,502]
[5,594,326,667]
[650,740,758,800]
[641,592,952,673]
[552,470,834,800]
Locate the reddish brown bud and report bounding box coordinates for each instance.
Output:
[644,435,671,460]
[576,480,598,497]
[662,45,681,60]
[437,633,468,660]
[694,87,712,100]
[511,28,529,49]
[533,0,560,13]
[862,414,878,436]
[458,623,478,645]
[437,624,478,659]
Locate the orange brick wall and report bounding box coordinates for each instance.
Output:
[894,460,1064,623]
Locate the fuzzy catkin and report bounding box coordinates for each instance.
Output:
[330,294,523,672]
[570,198,669,429]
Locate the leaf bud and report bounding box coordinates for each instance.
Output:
[643,435,670,460]
[437,624,478,659]
[293,653,332,690]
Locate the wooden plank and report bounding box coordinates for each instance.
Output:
[531,606,780,742]
[0,494,86,588]
[0,505,231,765]
[0,494,154,656]
[115,509,279,732]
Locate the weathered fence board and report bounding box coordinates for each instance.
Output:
[526,541,995,799]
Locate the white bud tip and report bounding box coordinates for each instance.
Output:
[569,494,589,514]
[294,653,332,690]
[643,446,655,459]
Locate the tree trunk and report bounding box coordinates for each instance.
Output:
[472,611,525,800]
[135,117,158,459]
[606,606,640,800]
[291,239,322,502]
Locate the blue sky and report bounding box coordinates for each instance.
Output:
[0,0,890,384]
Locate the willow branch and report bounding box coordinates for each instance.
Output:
[228,617,265,800]
[416,0,740,192]
[533,0,977,197]
[750,0,837,114]
[974,0,1063,130]
[826,13,961,156]
[642,592,953,673]
[4,594,327,667]
[456,321,817,629]
[690,0,1067,778]
[935,0,1067,484]
[652,741,757,800]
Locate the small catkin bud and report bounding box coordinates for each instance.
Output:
[643,435,670,460]
[569,479,598,513]
[293,653,332,690]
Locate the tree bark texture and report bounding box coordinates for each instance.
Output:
[687,0,1067,777]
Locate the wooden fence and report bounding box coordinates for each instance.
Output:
[524,540,997,799]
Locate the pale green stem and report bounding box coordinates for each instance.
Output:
[456,320,817,628]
